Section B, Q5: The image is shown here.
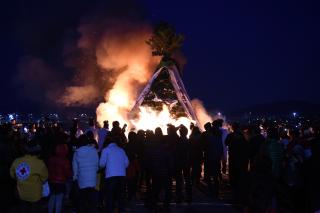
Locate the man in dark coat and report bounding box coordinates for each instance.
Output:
[145,127,174,210]
[189,127,202,184]
[175,125,192,203]
[201,122,223,197]
[248,125,265,169]
[225,122,249,189]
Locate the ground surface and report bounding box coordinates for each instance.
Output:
[7,175,239,213]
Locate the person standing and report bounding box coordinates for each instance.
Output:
[85,118,98,142]
[145,127,174,211]
[175,125,192,203]
[48,143,72,213]
[125,131,140,201]
[99,135,129,213]
[207,121,224,197]
[261,127,284,179]
[97,121,109,152]
[201,122,213,184]
[225,123,249,189]
[72,135,99,213]
[10,141,48,213]
[213,119,228,175]
[70,118,83,139]
[189,127,202,184]
[248,126,265,170]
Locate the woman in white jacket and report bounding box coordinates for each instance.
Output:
[72,134,99,213]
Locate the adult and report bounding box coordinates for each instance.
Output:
[207,121,224,197]
[72,135,99,213]
[225,122,249,189]
[70,118,83,139]
[97,121,109,152]
[111,121,127,147]
[85,118,98,142]
[305,124,320,212]
[248,125,265,169]
[48,144,72,213]
[213,119,228,174]
[10,141,48,213]
[175,125,192,203]
[189,126,202,184]
[145,127,174,210]
[125,131,141,201]
[261,127,284,179]
[200,122,213,184]
[99,134,129,213]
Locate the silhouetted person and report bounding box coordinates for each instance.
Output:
[248,125,265,170]
[125,131,140,201]
[86,130,98,149]
[98,120,109,152]
[189,126,202,184]
[111,121,127,147]
[175,125,192,203]
[261,127,284,179]
[70,118,83,139]
[201,122,213,183]
[145,127,173,211]
[85,118,98,142]
[225,122,249,189]
[239,155,275,213]
[305,124,320,212]
[207,121,223,197]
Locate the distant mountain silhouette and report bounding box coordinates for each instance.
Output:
[229,100,320,117]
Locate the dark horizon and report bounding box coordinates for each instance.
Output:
[1,0,319,114]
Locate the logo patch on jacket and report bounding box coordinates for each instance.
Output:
[16,162,31,181]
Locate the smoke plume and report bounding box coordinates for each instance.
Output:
[191,99,213,128]
[15,0,217,130]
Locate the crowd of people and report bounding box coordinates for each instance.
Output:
[0,117,319,213]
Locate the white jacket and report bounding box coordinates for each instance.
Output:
[99,143,129,178]
[73,145,99,189]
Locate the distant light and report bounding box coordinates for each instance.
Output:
[217,112,221,116]
[8,114,14,120]
[292,112,297,117]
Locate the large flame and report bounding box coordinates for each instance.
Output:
[95,26,160,128]
[131,105,195,134]
[95,25,212,132]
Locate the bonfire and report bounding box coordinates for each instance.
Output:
[96,23,208,133]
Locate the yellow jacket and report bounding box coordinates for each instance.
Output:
[10,155,48,202]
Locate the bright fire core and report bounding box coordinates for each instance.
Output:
[131,105,195,134]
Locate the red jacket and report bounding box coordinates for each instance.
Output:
[48,144,72,183]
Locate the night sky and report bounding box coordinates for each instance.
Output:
[1,0,319,113]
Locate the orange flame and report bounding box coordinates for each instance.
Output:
[95,25,214,132]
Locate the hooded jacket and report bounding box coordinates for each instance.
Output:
[72,145,99,189]
[48,144,72,183]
